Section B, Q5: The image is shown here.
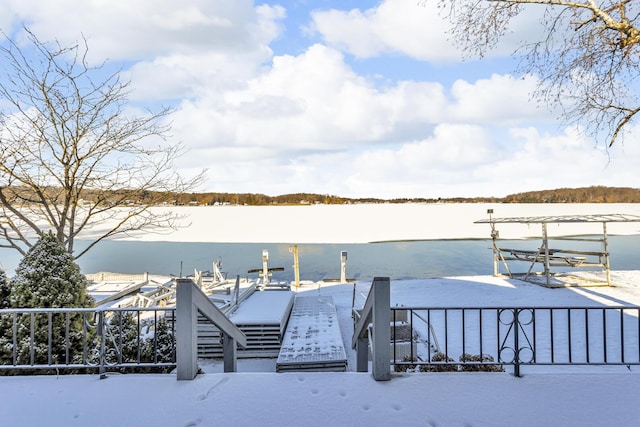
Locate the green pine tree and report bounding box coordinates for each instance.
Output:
[0,232,95,371]
[0,268,8,309]
[104,311,142,368]
[143,316,175,371]
[0,268,11,367]
[8,232,93,308]
[104,312,175,373]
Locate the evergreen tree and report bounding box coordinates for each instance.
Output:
[104,312,142,368]
[0,232,94,370]
[0,268,10,366]
[0,268,8,309]
[104,312,175,373]
[8,232,93,308]
[143,316,175,371]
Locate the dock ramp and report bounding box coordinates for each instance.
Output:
[276,296,347,372]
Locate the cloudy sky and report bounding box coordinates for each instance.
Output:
[1,0,639,199]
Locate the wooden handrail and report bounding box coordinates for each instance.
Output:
[351,277,390,381]
[176,278,247,380]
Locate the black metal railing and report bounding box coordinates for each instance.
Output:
[0,307,176,375]
[390,306,640,376]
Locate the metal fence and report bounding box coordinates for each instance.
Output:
[0,307,176,376]
[390,306,640,376]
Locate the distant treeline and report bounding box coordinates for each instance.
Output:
[169,186,640,206]
[4,185,639,207]
[169,192,504,205]
[502,186,640,203]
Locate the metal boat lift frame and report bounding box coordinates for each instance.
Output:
[475,213,640,287]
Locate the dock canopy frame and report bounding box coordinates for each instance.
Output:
[475,213,640,287]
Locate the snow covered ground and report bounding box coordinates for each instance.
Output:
[3,203,640,426]
[4,273,640,426]
[3,370,638,426]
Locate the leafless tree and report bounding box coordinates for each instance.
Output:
[427,0,640,147]
[0,29,205,258]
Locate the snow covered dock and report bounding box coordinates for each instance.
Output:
[198,289,294,358]
[276,296,348,372]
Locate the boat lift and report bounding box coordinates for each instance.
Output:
[475,212,640,287]
[248,249,285,287]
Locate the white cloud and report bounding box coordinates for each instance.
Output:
[1,1,287,105]
[308,9,386,58]
[310,0,460,62]
[168,43,547,162]
[343,124,496,197]
[309,0,548,64]
[0,2,16,34]
[448,74,550,125]
[3,0,284,62]
[338,125,639,199]
[124,48,273,101]
[169,44,450,155]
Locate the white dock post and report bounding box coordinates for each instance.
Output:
[262,249,270,285]
[487,209,499,276]
[340,251,347,283]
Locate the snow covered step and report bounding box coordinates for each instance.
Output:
[196,289,294,358]
[276,296,347,372]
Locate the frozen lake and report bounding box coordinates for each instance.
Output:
[2,235,639,281]
[1,203,639,279]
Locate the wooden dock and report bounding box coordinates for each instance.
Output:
[276,296,347,372]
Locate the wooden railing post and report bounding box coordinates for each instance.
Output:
[222,333,237,372]
[176,278,247,380]
[371,277,390,381]
[356,336,369,372]
[351,277,391,380]
[176,278,199,380]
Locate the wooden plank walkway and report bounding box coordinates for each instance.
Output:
[276,295,347,372]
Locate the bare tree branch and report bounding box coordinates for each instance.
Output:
[0,28,206,259]
[426,0,640,146]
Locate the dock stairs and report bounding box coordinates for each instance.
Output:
[197,289,294,358]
